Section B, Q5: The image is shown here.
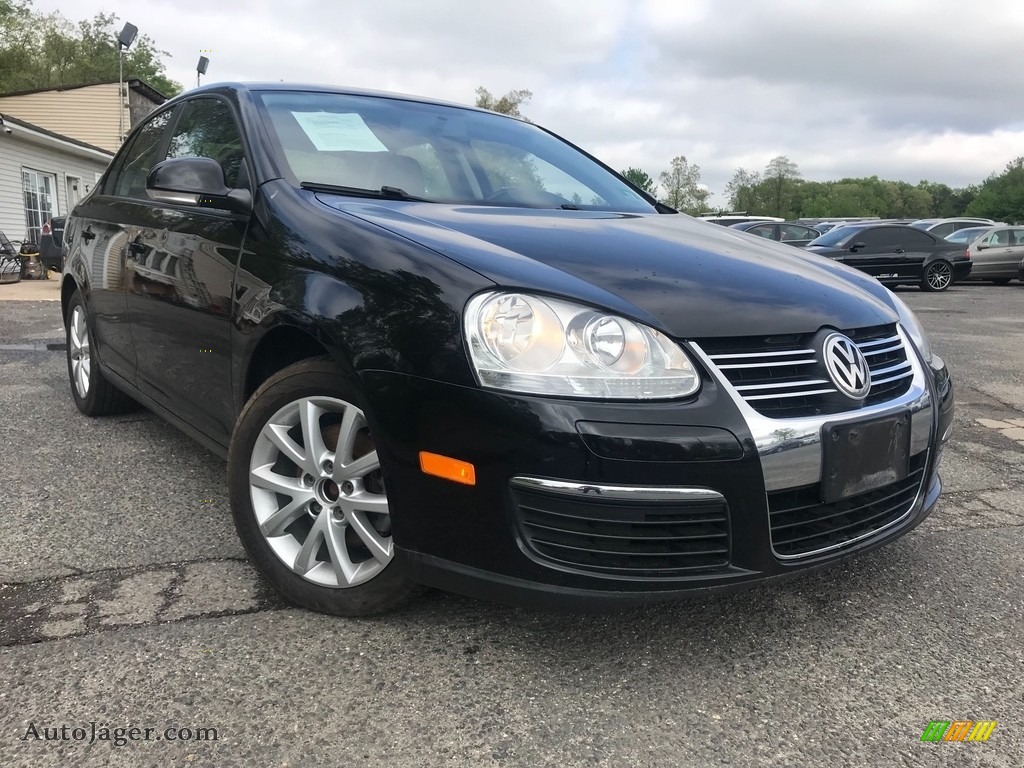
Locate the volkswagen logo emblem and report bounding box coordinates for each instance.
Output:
[822,333,871,399]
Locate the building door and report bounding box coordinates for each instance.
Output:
[22,169,57,244]
[66,175,83,211]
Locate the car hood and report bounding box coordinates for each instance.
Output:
[317,198,898,338]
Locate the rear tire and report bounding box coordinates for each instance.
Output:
[66,289,137,416]
[992,278,1011,286]
[921,260,953,292]
[227,358,424,616]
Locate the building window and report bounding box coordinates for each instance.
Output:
[22,169,57,244]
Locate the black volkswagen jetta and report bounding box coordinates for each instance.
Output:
[61,83,955,615]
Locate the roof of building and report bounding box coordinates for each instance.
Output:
[0,77,168,104]
[0,112,114,159]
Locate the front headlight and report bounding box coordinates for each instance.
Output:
[889,292,932,362]
[464,291,701,399]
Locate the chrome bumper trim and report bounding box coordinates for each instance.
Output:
[771,449,930,561]
[509,477,724,503]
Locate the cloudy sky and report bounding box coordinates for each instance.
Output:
[36,0,1024,207]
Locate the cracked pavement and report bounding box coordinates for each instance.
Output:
[0,284,1022,767]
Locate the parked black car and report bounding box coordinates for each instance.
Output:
[61,83,955,616]
[728,221,821,247]
[805,223,972,291]
[38,216,67,273]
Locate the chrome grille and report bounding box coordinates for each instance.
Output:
[698,325,914,418]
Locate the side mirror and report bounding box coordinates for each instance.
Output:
[975,242,987,250]
[146,157,252,214]
[849,241,866,252]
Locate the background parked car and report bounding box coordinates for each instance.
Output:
[946,225,1024,284]
[813,221,847,234]
[38,216,67,273]
[805,223,971,291]
[910,217,997,238]
[698,214,783,226]
[728,221,820,247]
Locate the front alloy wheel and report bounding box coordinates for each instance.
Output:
[922,260,953,292]
[250,395,392,588]
[228,359,421,616]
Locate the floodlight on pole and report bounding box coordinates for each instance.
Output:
[197,56,209,89]
[117,22,138,143]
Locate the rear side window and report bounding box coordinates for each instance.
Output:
[853,228,897,248]
[781,224,815,241]
[1012,230,1024,246]
[929,223,955,237]
[165,98,248,189]
[111,109,175,199]
[900,229,936,248]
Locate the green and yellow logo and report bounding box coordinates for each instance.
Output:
[921,720,996,742]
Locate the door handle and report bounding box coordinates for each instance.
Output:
[81,227,96,243]
[894,248,905,254]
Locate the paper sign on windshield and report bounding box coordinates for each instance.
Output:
[291,112,388,152]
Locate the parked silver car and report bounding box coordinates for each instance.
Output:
[911,217,997,238]
[945,225,1024,284]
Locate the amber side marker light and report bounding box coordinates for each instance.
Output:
[419,451,476,486]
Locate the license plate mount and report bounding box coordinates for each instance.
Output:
[820,411,911,504]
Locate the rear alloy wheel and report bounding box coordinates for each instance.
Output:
[66,290,136,416]
[228,359,422,616]
[921,260,953,292]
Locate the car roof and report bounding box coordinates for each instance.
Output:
[173,81,498,117]
[912,217,995,226]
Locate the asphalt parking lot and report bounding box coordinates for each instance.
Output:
[1,279,1022,767]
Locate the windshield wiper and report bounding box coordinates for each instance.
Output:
[300,182,430,202]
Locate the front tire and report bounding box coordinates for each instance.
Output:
[921,260,953,292]
[227,358,422,616]
[66,289,137,416]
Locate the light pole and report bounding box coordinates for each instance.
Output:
[117,22,138,143]
[196,56,209,89]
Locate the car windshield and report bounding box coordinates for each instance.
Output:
[808,226,860,247]
[945,227,988,243]
[255,91,658,213]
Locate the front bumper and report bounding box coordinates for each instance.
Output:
[359,340,954,609]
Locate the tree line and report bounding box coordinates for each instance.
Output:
[0,0,181,97]
[622,154,1023,223]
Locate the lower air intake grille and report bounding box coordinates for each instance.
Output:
[768,452,927,557]
[511,484,730,577]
